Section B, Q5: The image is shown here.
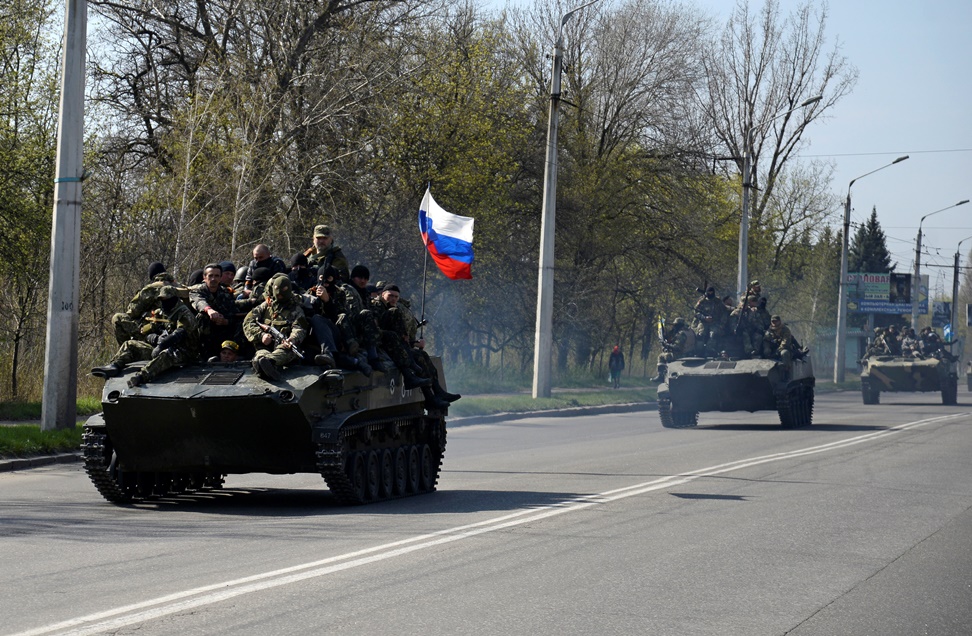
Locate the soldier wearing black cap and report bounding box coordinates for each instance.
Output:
[218,261,237,287]
[307,225,349,282]
[288,252,316,290]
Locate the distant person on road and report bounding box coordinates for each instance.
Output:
[609,345,625,389]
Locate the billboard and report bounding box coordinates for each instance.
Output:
[846,272,927,315]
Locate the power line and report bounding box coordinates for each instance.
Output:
[800,148,972,159]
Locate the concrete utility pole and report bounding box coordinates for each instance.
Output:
[533,0,602,399]
[911,200,968,331]
[832,156,909,383]
[952,234,972,339]
[41,0,87,431]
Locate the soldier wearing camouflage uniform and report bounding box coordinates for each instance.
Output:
[93,286,200,387]
[307,225,350,282]
[110,262,185,345]
[652,317,696,383]
[692,286,728,354]
[372,284,455,407]
[243,275,309,381]
[730,295,764,357]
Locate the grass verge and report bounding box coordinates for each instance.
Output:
[449,387,656,418]
[0,425,83,459]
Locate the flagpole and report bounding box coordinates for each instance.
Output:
[420,184,431,339]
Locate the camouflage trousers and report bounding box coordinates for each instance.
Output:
[253,346,300,368]
[110,340,192,382]
[111,313,143,345]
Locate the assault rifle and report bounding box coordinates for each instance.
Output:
[258,322,305,360]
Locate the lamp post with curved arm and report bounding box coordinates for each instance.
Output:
[533,0,603,399]
[832,156,909,383]
[737,95,822,302]
[912,199,969,331]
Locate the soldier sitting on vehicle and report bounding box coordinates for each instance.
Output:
[652,317,695,383]
[863,327,887,358]
[901,327,921,357]
[93,286,200,387]
[883,324,903,356]
[243,274,309,381]
[762,315,801,367]
[110,262,185,345]
[692,286,728,355]
[729,295,764,358]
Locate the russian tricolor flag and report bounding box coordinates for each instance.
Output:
[419,188,474,280]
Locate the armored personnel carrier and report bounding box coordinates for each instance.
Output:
[860,355,957,405]
[657,356,815,428]
[82,360,449,505]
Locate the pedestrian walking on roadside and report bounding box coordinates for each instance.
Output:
[609,345,625,389]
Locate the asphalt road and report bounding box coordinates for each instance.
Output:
[2,389,971,636]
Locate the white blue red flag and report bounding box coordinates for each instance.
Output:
[418,187,474,280]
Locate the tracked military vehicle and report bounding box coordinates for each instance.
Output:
[860,355,957,405]
[657,355,815,428]
[82,360,449,505]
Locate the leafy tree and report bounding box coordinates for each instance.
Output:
[848,207,894,273]
[0,0,59,399]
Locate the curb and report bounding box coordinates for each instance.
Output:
[0,452,82,473]
[0,402,656,473]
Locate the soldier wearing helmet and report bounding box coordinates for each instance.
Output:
[243,274,310,381]
[92,285,200,387]
[652,317,696,383]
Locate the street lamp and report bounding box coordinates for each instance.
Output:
[737,95,822,302]
[912,199,969,330]
[533,0,603,399]
[951,233,972,338]
[832,156,909,383]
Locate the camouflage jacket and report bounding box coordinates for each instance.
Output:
[243,300,309,350]
[307,245,349,281]
[153,302,201,359]
[764,324,794,353]
[124,273,184,318]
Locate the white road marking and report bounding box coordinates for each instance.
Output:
[13,413,964,636]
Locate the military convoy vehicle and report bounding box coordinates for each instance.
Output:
[860,355,958,405]
[82,360,449,505]
[657,356,815,428]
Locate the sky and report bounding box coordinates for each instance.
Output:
[489,0,972,300]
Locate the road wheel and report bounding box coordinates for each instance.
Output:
[347,452,367,503]
[419,444,435,491]
[393,447,408,496]
[406,445,421,494]
[379,449,394,499]
[365,450,381,501]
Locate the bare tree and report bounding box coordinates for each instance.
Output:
[701,0,856,266]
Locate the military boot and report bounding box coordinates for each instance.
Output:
[314,346,335,369]
[650,365,667,384]
[433,379,461,402]
[127,372,146,388]
[421,385,450,410]
[402,368,432,390]
[253,357,282,381]
[91,362,124,378]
